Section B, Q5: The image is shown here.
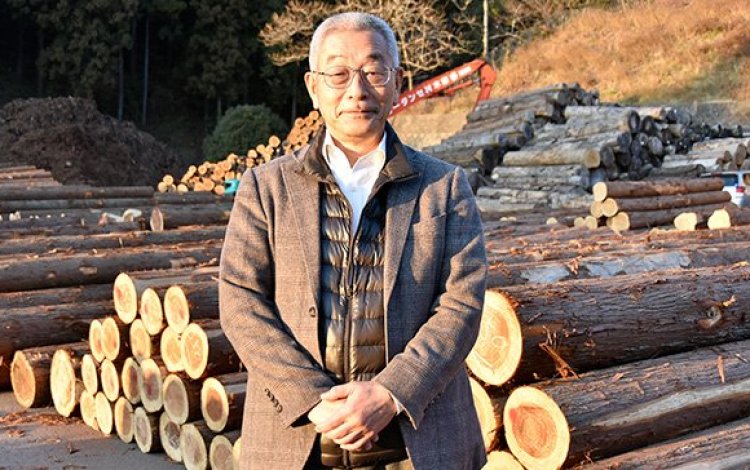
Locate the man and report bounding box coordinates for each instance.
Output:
[219,12,487,470]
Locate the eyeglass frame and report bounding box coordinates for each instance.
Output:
[309,65,397,89]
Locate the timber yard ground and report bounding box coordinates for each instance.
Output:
[0,391,177,469]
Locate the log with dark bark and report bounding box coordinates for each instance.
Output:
[181,322,241,380]
[10,342,87,409]
[0,186,155,201]
[0,219,142,239]
[201,372,247,433]
[607,202,732,231]
[470,264,750,385]
[503,339,750,468]
[0,283,112,310]
[150,205,232,231]
[588,417,750,469]
[0,241,222,293]
[708,207,750,229]
[163,373,203,425]
[600,190,731,217]
[593,178,725,201]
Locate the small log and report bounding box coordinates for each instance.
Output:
[201,372,247,432]
[0,283,112,310]
[593,178,725,201]
[81,353,99,395]
[11,343,85,409]
[95,391,115,435]
[140,286,167,336]
[149,206,232,231]
[210,431,241,470]
[233,437,241,468]
[180,421,215,470]
[89,319,105,363]
[673,211,699,231]
[121,357,141,405]
[469,376,506,451]
[130,319,160,363]
[164,282,220,334]
[602,190,731,215]
[163,373,203,425]
[100,358,122,402]
[114,396,135,443]
[0,185,155,201]
[607,202,732,231]
[50,343,89,416]
[708,208,750,229]
[79,389,99,430]
[182,322,241,380]
[101,316,129,362]
[588,417,750,470]
[139,357,169,413]
[502,146,600,168]
[645,163,706,179]
[134,407,162,453]
[159,411,184,462]
[504,339,750,467]
[160,326,184,373]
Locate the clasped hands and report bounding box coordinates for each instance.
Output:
[308,381,398,452]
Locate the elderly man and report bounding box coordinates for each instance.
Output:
[219,12,487,470]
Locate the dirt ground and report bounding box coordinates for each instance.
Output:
[0,391,179,469]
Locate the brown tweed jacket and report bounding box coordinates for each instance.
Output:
[219,128,488,470]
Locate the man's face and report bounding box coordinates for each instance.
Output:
[305,28,402,147]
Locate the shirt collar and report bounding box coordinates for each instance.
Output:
[322,130,387,172]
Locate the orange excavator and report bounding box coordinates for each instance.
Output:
[389,58,496,117]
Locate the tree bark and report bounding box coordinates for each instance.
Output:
[602,190,731,216]
[593,178,725,201]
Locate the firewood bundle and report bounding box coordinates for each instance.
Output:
[0,164,60,188]
[467,211,750,468]
[284,109,323,153]
[580,178,748,232]
[423,83,599,175]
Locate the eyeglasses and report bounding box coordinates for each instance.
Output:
[311,65,394,89]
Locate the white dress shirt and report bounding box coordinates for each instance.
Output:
[322,130,387,234]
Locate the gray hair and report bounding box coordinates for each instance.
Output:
[308,12,400,71]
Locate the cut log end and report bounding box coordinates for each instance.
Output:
[101,317,125,362]
[150,207,164,232]
[469,376,502,451]
[180,423,210,470]
[113,273,138,324]
[50,349,80,417]
[10,351,38,409]
[130,319,155,363]
[674,212,699,231]
[161,327,184,373]
[134,407,162,453]
[466,291,523,386]
[201,377,229,432]
[140,288,165,336]
[163,374,191,425]
[504,386,570,470]
[483,450,524,470]
[100,359,120,402]
[114,396,134,443]
[233,437,241,468]
[81,354,99,396]
[210,434,238,470]
[95,391,115,435]
[164,285,190,333]
[182,324,210,380]
[79,390,99,431]
[121,357,141,405]
[159,412,183,463]
[139,358,165,413]
[89,319,105,363]
[592,182,608,202]
[708,209,733,230]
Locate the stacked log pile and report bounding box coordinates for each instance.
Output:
[468,212,750,468]
[0,164,61,188]
[582,178,748,232]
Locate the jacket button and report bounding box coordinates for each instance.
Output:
[309,306,317,317]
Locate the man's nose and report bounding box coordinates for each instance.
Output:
[345,70,370,98]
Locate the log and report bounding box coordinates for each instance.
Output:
[140,286,168,336]
[708,208,750,229]
[181,323,241,380]
[210,431,241,470]
[163,373,203,425]
[164,280,219,333]
[88,319,105,363]
[139,357,168,413]
[95,391,115,434]
[113,267,219,324]
[0,283,112,310]
[563,106,640,128]
[601,190,731,216]
[79,389,99,430]
[100,358,122,402]
[150,206,232,231]
[161,326,184,373]
[81,353,99,395]
[233,437,241,468]
[469,375,506,451]
[201,372,247,432]
[0,220,142,239]
[502,146,601,168]
[504,339,750,468]
[130,319,161,363]
[134,407,162,453]
[607,202,732,231]
[101,316,129,362]
[593,178,725,201]
[114,396,135,443]
[473,264,750,386]
[0,185,155,201]
[180,421,215,470]
[0,196,159,213]
[159,411,183,462]
[490,164,590,189]
[588,417,750,469]
[644,163,706,179]
[121,357,141,405]
[11,342,86,409]
[0,226,226,256]
[673,211,700,231]
[484,451,523,470]
[0,241,223,292]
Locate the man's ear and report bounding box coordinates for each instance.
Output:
[392,68,404,106]
[304,72,319,109]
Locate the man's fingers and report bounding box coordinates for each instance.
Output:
[339,431,377,452]
[315,410,349,434]
[320,383,351,401]
[327,421,358,442]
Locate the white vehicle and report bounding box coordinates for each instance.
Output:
[700,171,750,207]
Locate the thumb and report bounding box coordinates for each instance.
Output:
[320,384,351,401]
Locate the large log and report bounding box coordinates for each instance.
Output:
[180,421,215,470]
[0,219,142,239]
[134,407,162,453]
[159,412,184,462]
[201,372,247,433]
[469,264,750,386]
[607,202,732,231]
[503,340,750,468]
[0,185,154,201]
[502,146,600,168]
[593,178,725,201]
[588,417,750,469]
[708,207,750,229]
[50,344,90,416]
[150,206,232,231]
[0,241,222,292]
[0,226,226,256]
[0,283,112,310]
[210,431,241,470]
[601,190,731,216]
[163,373,203,425]
[10,342,87,409]
[114,396,135,443]
[0,196,158,213]
[490,164,590,189]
